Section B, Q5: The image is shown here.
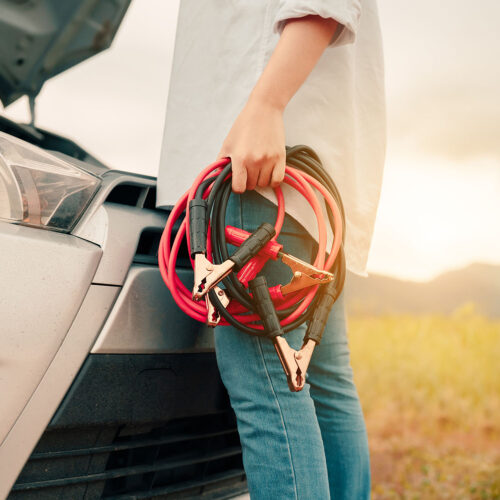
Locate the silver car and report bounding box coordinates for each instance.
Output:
[0,1,247,498]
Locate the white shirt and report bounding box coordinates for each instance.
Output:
[157,0,386,276]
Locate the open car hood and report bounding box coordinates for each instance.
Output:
[0,0,131,107]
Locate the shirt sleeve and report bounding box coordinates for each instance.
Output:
[272,0,362,47]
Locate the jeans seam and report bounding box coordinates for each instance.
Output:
[256,337,299,500]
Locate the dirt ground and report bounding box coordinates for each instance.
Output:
[351,310,500,499]
[368,412,500,499]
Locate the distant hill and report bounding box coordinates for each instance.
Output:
[345,263,500,317]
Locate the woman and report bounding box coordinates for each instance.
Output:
[158,1,385,498]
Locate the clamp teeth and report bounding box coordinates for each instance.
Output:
[205,286,230,326]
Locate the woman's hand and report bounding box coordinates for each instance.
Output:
[217,96,286,193]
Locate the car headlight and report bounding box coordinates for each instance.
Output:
[0,132,100,232]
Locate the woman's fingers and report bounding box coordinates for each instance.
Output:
[217,148,246,193]
[230,154,285,192]
[231,157,247,193]
[245,157,260,191]
[257,159,275,187]
[270,156,285,187]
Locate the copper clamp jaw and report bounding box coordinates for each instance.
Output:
[193,253,234,301]
[280,253,334,295]
[272,337,316,392]
[205,286,230,326]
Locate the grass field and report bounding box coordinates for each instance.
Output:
[349,305,500,499]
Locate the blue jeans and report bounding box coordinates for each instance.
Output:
[215,191,370,499]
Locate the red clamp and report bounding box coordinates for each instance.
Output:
[225,225,334,293]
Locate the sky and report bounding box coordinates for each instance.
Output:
[2,0,499,282]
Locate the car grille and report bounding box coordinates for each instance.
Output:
[9,412,246,499]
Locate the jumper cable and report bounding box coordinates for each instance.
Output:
[158,145,346,391]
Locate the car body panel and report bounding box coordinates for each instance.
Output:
[84,202,166,286]
[91,265,215,354]
[0,221,102,445]
[0,284,119,499]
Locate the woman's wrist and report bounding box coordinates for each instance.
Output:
[248,86,287,114]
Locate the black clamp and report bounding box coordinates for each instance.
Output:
[249,276,316,392]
